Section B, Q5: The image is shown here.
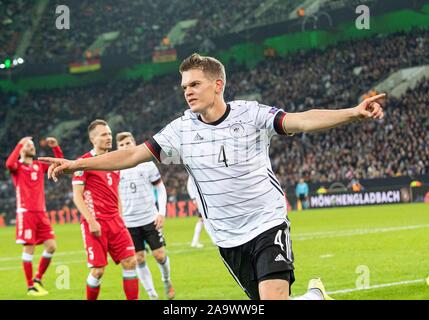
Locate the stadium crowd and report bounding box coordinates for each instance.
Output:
[0,0,33,61]
[1,29,428,213]
[24,0,294,63]
[6,0,360,64]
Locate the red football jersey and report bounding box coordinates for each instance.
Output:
[72,150,120,220]
[6,143,64,212]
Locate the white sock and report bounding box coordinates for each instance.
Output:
[293,289,324,300]
[157,256,171,282]
[42,250,53,259]
[136,262,157,296]
[122,269,137,279]
[22,252,33,262]
[87,273,101,288]
[192,220,204,244]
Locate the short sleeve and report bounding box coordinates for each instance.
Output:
[144,119,182,165]
[72,169,87,185]
[250,102,289,138]
[148,162,162,183]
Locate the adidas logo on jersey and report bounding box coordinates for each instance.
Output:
[194,133,204,141]
[275,254,287,262]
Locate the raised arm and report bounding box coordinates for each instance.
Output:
[6,144,23,172]
[6,137,32,172]
[39,142,154,182]
[41,137,64,172]
[283,94,386,134]
[47,137,64,158]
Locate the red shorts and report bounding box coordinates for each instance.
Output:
[16,211,55,245]
[80,215,135,268]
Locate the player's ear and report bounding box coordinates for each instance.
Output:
[215,79,224,94]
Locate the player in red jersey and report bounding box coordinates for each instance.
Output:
[6,136,63,296]
[72,120,138,300]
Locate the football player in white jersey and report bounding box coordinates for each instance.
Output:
[116,132,175,300]
[42,53,385,300]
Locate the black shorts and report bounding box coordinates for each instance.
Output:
[298,194,306,202]
[219,222,295,300]
[128,222,166,252]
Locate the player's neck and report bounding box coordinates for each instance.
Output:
[94,147,109,156]
[199,100,227,124]
[21,155,33,165]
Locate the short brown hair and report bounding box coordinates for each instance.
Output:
[179,53,226,83]
[88,119,108,136]
[116,131,135,143]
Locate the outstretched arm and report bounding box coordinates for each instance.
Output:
[39,142,154,182]
[283,94,386,134]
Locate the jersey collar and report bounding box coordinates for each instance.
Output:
[198,103,231,126]
[90,149,97,157]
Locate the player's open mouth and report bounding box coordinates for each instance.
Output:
[188,98,197,104]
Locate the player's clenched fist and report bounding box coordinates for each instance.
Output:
[38,157,76,182]
[46,137,59,148]
[353,93,386,121]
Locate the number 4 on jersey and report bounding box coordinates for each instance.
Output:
[218,145,228,167]
[274,230,285,251]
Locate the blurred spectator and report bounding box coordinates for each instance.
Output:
[348,179,364,192]
[295,178,309,210]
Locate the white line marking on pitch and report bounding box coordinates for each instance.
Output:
[0,246,218,270]
[0,250,84,262]
[327,279,425,295]
[0,260,85,271]
[1,257,425,296]
[293,224,429,241]
[1,224,429,263]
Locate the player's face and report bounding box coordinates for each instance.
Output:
[117,137,136,150]
[22,140,36,157]
[181,69,218,113]
[90,125,113,151]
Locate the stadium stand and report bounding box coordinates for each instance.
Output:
[23,0,292,63]
[1,27,428,213]
[0,0,34,61]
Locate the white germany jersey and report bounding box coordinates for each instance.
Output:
[187,176,197,200]
[146,100,289,248]
[119,162,161,228]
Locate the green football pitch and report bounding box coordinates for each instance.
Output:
[0,203,428,300]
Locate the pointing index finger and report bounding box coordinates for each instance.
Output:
[38,157,57,164]
[367,93,386,103]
